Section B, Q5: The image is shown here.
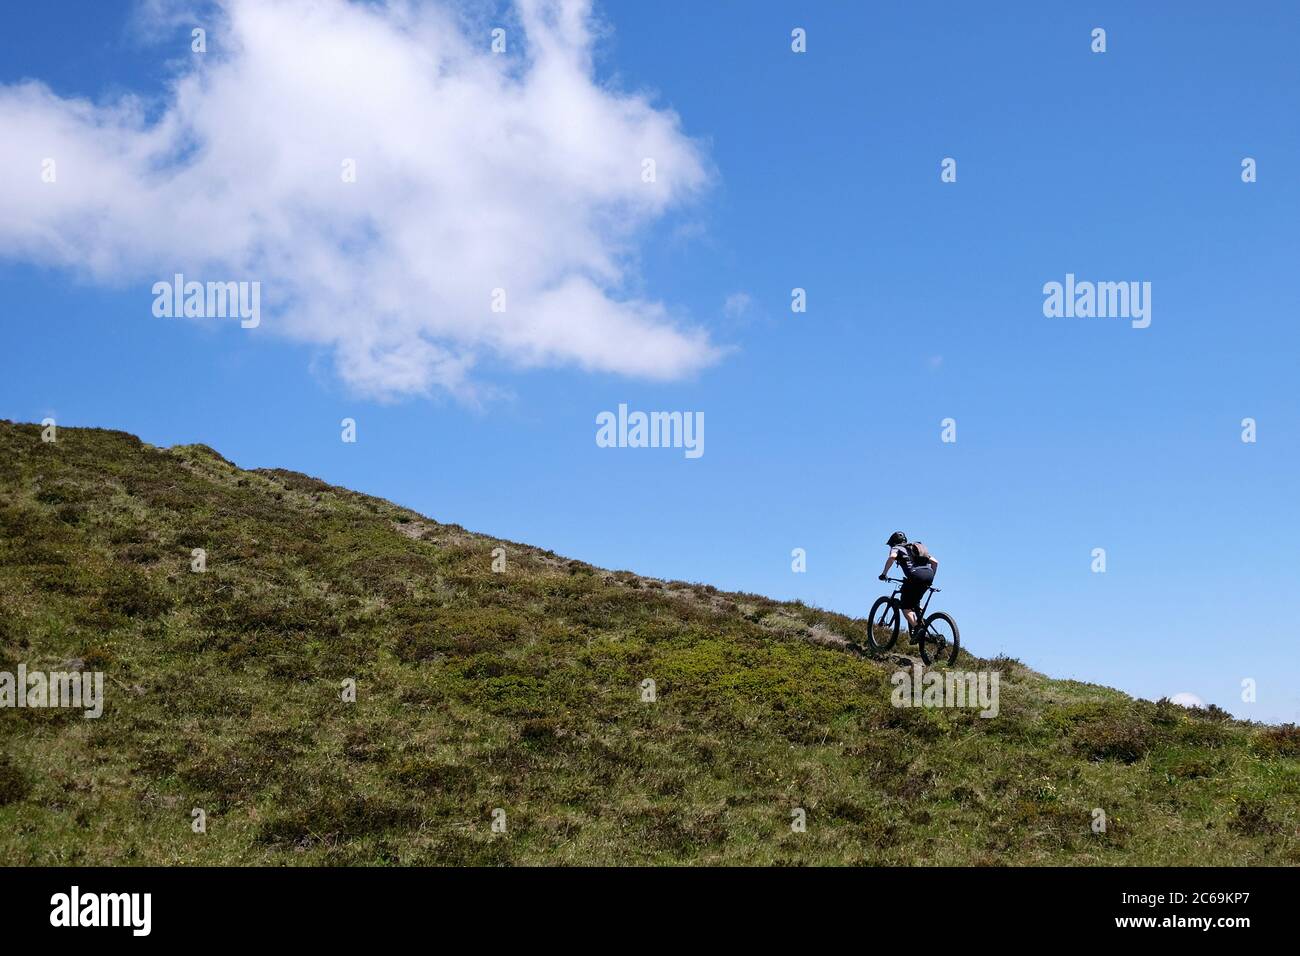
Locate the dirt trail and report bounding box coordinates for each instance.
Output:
[391,517,924,667]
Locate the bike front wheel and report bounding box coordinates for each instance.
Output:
[918,611,960,665]
[867,595,900,651]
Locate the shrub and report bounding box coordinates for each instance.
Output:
[0,754,32,805]
[1253,723,1300,758]
[1228,799,1280,836]
[256,788,423,847]
[100,564,171,618]
[1070,711,1157,763]
[390,759,476,793]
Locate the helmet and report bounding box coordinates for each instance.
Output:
[886,531,907,546]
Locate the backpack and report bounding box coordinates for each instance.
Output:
[906,541,933,566]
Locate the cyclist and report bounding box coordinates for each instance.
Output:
[879,531,938,640]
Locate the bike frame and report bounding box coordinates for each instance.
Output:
[884,577,938,620]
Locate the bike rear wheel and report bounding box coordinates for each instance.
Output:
[918,611,960,665]
[867,595,900,651]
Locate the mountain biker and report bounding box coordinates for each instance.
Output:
[879,531,938,640]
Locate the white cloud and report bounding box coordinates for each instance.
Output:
[0,0,720,400]
[1169,692,1205,709]
[722,291,752,318]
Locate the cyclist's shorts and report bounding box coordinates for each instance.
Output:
[900,565,935,610]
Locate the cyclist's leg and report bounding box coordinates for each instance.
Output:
[899,575,925,633]
[900,567,934,635]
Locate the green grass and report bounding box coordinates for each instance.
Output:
[1,420,1297,865]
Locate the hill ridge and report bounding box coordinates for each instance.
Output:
[1,420,1297,865]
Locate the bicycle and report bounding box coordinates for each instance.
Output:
[866,577,960,665]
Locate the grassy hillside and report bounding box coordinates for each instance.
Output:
[1,421,1297,865]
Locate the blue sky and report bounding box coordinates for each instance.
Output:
[2,1,1298,722]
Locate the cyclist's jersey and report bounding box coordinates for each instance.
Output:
[891,544,932,575]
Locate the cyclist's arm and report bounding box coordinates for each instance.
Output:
[930,556,939,568]
[881,553,895,576]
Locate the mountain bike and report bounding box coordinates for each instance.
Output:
[867,577,960,665]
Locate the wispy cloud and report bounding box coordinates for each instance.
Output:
[722,291,752,317]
